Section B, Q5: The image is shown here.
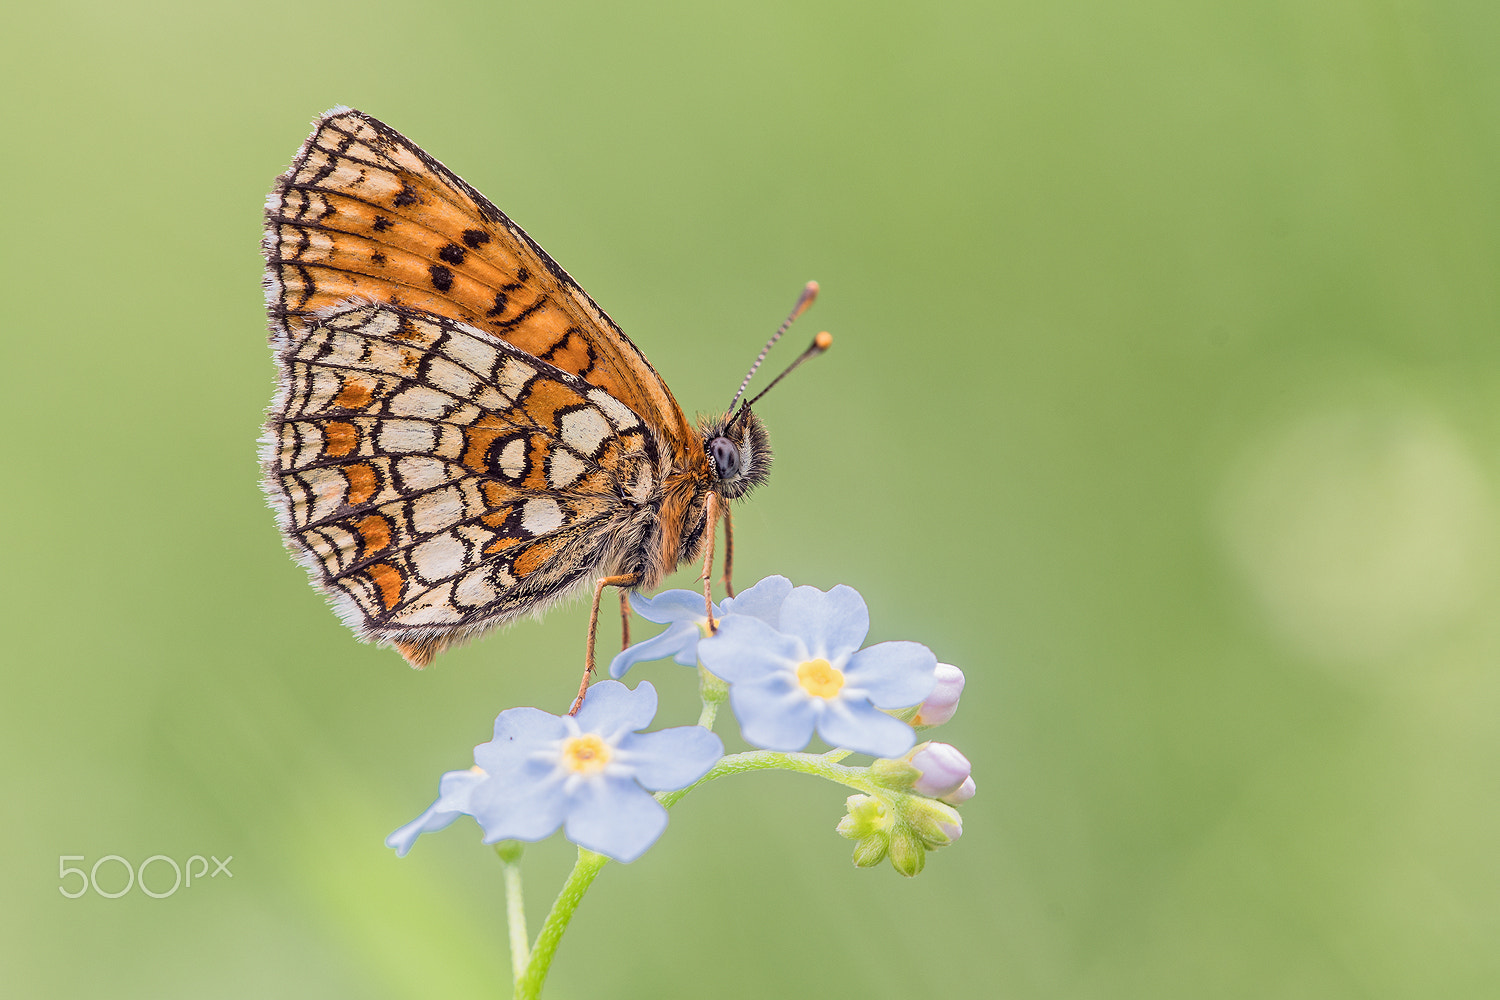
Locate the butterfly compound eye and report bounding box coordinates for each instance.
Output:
[709,436,742,480]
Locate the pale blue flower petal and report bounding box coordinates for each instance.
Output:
[817,698,918,757]
[698,615,806,682]
[777,585,870,661]
[477,707,568,770]
[473,772,569,843]
[719,575,793,628]
[619,726,723,789]
[844,641,937,707]
[610,577,798,678]
[574,679,657,735]
[609,620,701,677]
[608,590,722,676]
[628,588,718,625]
[386,812,447,859]
[565,776,669,864]
[473,707,569,797]
[385,768,485,857]
[729,677,820,751]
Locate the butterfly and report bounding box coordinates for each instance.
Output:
[261,107,827,695]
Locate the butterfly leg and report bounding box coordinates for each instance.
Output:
[700,493,721,634]
[619,590,632,649]
[571,573,639,715]
[721,506,736,599]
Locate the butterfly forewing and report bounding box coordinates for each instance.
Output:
[264,107,697,462]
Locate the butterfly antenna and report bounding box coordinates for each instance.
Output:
[745,329,833,408]
[727,281,820,412]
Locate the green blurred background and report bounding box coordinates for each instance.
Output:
[4,1,1498,996]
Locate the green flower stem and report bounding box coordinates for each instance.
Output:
[514,848,608,1000]
[495,843,529,986]
[658,749,874,809]
[695,665,728,730]
[512,749,865,997]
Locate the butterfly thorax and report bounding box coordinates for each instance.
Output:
[621,406,771,592]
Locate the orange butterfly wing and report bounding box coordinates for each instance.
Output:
[265,300,663,664]
[259,108,779,670]
[263,107,698,465]
[262,108,730,666]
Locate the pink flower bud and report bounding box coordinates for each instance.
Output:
[934,814,963,844]
[913,662,965,726]
[941,776,976,805]
[910,742,972,798]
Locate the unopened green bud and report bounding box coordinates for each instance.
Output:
[868,756,922,791]
[837,793,891,841]
[907,797,963,848]
[850,834,888,868]
[840,795,896,868]
[888,828,926,877]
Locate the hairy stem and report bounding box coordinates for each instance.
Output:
[495,843,529,986]
[658,748,872,810]
[513,746,865,996]
[514,848,608,1000]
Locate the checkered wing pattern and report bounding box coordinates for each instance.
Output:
[263,107,699,464]
[258,108,773,669]
[264,301,662,664]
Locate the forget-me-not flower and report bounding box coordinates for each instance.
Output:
[697,583,937,757]
[609,575,794,678]
[386,681,722,863]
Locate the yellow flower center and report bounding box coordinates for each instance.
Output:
[797,658,845,699]
[561,734,612,775]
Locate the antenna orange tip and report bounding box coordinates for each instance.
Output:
[791,280,820,319]
[814,330,833,350]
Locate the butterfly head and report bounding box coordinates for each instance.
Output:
[704,282,832,502]
[702,406,771,500]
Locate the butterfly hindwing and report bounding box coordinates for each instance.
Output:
[265,301,662,651]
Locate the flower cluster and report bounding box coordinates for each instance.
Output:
[616,576,939,758]
[844,739,976,875]
[390,576,975,873]
[388,681,721,863]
